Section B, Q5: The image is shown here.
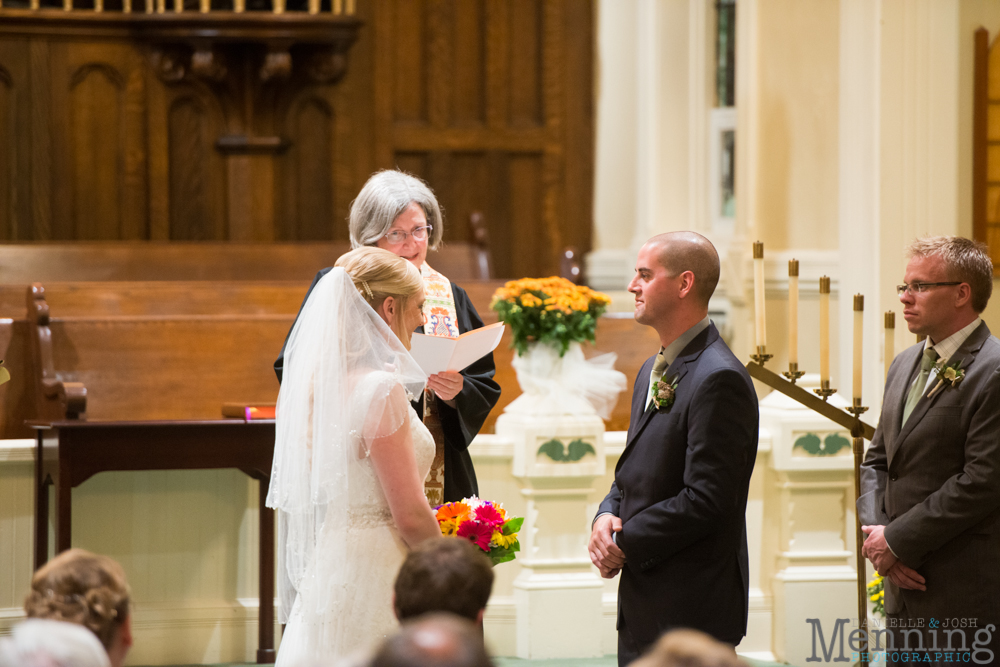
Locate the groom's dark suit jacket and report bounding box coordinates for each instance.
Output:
[597,323,758,648]
[859,321,1000,629]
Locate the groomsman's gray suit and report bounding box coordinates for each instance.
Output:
[859,321,1000,651]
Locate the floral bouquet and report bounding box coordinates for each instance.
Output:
[435,496,523,566]
[490,277,611,357]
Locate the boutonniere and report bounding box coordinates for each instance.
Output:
[651,375,679,411]
[927,360,965,399]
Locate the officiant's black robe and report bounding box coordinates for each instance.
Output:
[274,267,501,502]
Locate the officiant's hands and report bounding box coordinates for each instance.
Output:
[589,514,626,578]
[427,371,463,403]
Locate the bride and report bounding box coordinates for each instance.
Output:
[267,247,442,665]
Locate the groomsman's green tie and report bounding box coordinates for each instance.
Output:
[902,348,939,426]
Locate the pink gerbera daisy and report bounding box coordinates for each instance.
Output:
[474,503,506,528]
[457,520,494,552]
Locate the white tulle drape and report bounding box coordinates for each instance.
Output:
[504,341,627,419]
[266,268,426,623]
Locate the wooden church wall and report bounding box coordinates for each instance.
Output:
[0,0,594,278]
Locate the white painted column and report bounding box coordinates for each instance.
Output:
[495,410,608,659]
[838,0,883,413]
[879,0,962,358]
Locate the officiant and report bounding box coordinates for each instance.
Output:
[274,169,501,503]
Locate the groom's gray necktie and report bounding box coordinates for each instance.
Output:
[902,348,939,426]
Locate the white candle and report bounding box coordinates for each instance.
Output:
[753,242,766,349]
[884,311,895,381]
[819,276,831,384]
[789,260,799,365]
[853,294,864,401]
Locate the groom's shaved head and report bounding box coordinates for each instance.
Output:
[648,232,720,306]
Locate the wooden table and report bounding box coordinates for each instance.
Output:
[30,418,277,664]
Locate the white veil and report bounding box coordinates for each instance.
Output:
[266,267,427,623]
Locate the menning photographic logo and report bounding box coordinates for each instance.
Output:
[805,618,996,664]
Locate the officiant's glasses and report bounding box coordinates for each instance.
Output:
[384,225,433,245]
[896,281,961,296]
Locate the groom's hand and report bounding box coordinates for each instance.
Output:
[589,514,626,577]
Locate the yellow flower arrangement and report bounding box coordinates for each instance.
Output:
[867,573,885,617]
[490,277,612,356]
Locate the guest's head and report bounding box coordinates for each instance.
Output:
[393,538,494,625]
[629,629,745,667]
[336,246,426,348]
[371,613,494,667]
[0,619,112,667]
[901,236,992,341]
[349,169,445,270]
[23,549,132,667]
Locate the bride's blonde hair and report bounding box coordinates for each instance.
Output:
[335,247,423,343]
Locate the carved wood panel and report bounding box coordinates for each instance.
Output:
[373,0,593,278]
[0,40,32,241]
[0,2,593,277]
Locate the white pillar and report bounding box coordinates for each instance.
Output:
[760,379,860,666]
[838,0,883,413]
[495,411,607,659]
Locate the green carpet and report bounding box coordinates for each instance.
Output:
[146,657,794,667]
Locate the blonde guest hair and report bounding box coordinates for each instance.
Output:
[24,549,131,651]
[335,247,423,343]
[348,170,445,250]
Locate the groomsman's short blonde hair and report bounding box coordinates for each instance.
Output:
[907,236,993,313]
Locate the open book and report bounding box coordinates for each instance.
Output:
[409,322,505,375]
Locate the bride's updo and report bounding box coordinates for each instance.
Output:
[23,549,131,651]
[335,247,423,341]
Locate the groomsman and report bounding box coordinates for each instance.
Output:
[589,232,758,666]
[859,236,1000,663]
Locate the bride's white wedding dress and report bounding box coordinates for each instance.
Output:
[275,370,435,665]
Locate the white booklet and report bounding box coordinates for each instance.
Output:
[409,322,505,375]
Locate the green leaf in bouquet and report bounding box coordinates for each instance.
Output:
[502,517,524,534]
[0,360,9,385]
[488,545,518,566]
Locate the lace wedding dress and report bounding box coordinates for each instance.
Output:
[265,267,433,666]
[274,372,435,665]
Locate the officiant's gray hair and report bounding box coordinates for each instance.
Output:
[350,170,445,250]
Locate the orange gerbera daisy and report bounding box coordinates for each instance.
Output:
[436,501,471,523]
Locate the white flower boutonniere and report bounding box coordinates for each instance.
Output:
[651,375,679,411]
[927,360,965,399]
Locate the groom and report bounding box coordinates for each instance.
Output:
[589,232,758,665]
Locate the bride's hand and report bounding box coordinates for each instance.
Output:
[427,371,463,402]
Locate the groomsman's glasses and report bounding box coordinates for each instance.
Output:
[384,225,433,245]
[896,281,962,296]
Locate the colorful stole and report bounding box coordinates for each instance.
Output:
[420,263,460,338]
[419,263,458,505]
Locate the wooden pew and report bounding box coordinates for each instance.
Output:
[2,278,653,436]
[0,241,489,283]
[20,281,300,664]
